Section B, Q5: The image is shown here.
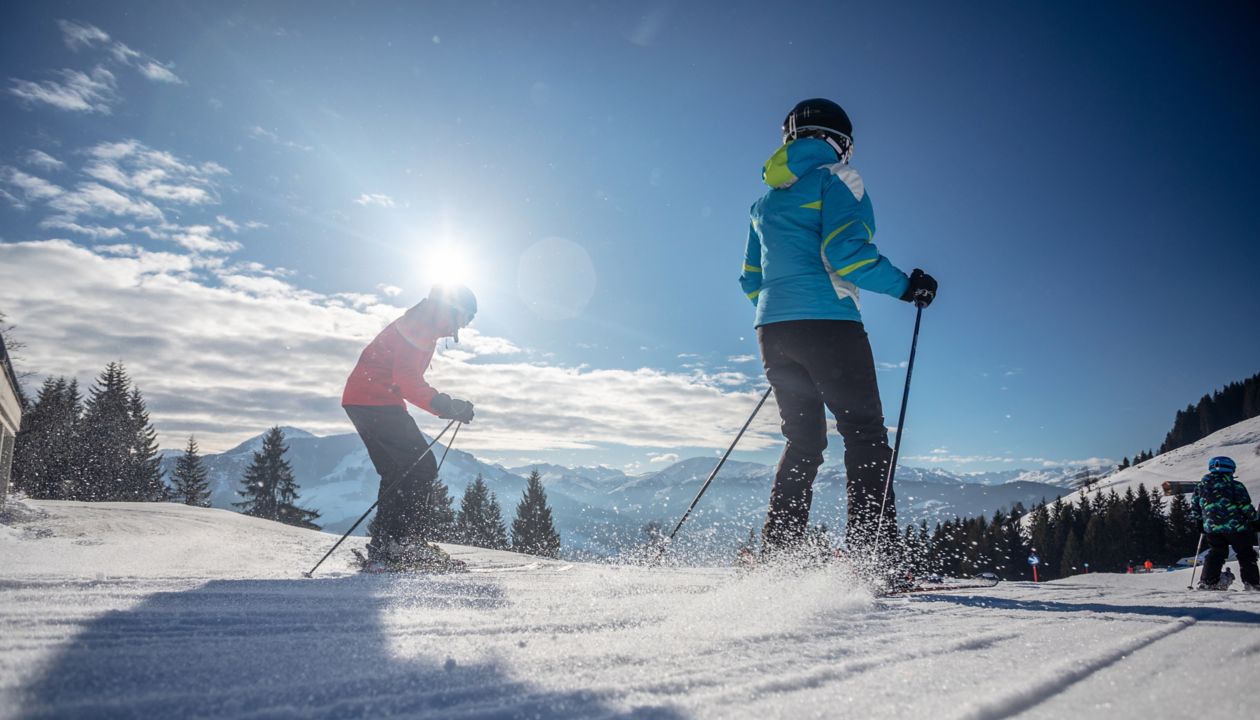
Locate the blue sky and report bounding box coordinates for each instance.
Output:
[1,1,1257,475]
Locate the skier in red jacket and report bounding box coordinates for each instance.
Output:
[342,284,477,570]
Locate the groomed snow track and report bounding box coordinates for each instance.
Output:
[2,500,1257,719]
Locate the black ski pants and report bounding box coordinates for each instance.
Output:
[1200,531,1259,586]
[757,319,896,556]
[344,404,438,548]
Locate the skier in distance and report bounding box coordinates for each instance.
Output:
[342,284,477,571]
[738,98,937,578]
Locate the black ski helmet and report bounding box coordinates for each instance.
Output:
[782,98,853,148]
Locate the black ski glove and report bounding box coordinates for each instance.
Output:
[900,269,937,308]
[431,392,475,423]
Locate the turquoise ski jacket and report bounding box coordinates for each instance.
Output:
[739,137,909,327]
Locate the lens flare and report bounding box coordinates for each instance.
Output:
[424,243,473,286]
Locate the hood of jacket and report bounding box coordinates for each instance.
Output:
[762,137,840,189]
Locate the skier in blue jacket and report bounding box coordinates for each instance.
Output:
[740,98,937,573]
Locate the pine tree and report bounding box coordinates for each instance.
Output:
[12,377,81,499]
[455,474,509,550]
[1003,506,1030,580]
[79,363,136,501]
[236,427,321,529]
[126,387,166,501]
[1165,493,1198,561]
[1060,529,1084,577]
[170,436,212,507]
[421,475,457,542]
[511,469,561,558]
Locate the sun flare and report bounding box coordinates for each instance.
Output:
[423,242,474,287]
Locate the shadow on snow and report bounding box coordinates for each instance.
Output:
[18,575,686,719]
[914,592,1260,625]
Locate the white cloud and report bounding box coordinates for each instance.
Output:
[354,193,397,208]
[9,66,117,113]
[57,19,184,84]
[169,225,241,254]
[25,150,65,171]
[0,240,784,455]
[57,19,111,51]
[80,139,222,206]
[878,360,909,371]
[38,219,126,240]
[905,454,1014,465]
[377,284,403,297]
[244,220,268,230]
[0,188,24,209]
[727,354,757,364]
[2,167,64,201]
[48,182,163,221]
[456,328,522,357]
[247,125,312,152]
[216,215,240,233]
[649,453,679,465]
[137,61,182,84]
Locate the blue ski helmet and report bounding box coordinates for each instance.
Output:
[1207,456,1236,474]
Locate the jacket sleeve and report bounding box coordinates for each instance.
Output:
[392,333,439,413]
[820,171,909,299]
[1188,487,1203,525]
[738,220,763,306]
[1234,482,1258,523]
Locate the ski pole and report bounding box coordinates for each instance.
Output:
[874,305,924,559]
[420,422,462,526]
[304,419,458,578]
[654,387,772,562]
[1187,532,1205,589]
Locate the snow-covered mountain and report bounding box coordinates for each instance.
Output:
[163,429,1071,560]
[956,466,1110,488]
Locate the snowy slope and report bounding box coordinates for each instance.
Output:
[2,498,1257,719]
[1050,415,1260,508]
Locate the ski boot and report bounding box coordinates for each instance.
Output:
[353,539,467,574]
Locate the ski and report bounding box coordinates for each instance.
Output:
[880,578,1000,596]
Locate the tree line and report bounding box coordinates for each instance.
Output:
[368,467,562,558]
[9,358,562,553]
[12,363,165,502]
[1117,371,1260,470]
[9,362,322,530]
[905,483,1201,581]
[1157,372,1260,455]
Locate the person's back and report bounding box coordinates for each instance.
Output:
[1193,470,1256,534]
[738,98,936,579]
[1191,456,1259,591]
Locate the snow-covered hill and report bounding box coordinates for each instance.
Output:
[1048,415,1260,508]
[1,497,1256,719]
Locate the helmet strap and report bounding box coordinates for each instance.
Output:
[823,135,854,164]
